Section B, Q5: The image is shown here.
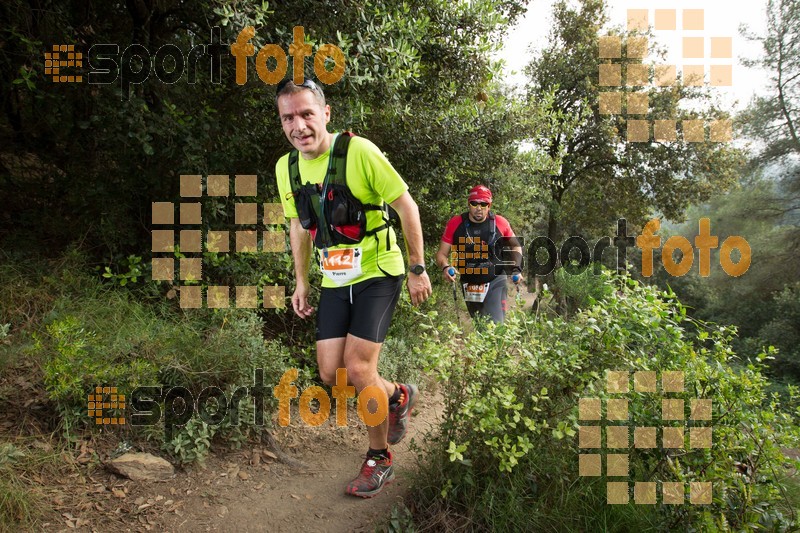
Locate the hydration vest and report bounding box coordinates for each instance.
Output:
[288,132,392,273]
[289,131,389,250]
[452,212,498,284]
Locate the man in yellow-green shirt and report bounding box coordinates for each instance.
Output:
[275,79,432,498]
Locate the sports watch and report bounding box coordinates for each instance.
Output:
[409,264,426,275]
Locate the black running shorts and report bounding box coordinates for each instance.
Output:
[316,275,404,343]
[464,275,508,324]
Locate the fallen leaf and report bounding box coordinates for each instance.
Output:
[237,471,249,480]
[112,488,126,499]
[290,494,300,500]
[262,450,278,460]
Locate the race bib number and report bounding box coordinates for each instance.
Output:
[320,247,363,285]
[463,283,489,303]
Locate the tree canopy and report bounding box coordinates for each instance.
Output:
[522,0,744,245]
[0,0,531,256]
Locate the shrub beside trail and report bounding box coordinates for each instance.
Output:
[416,274,800,531]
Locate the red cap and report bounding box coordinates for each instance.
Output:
[468,185,492,203]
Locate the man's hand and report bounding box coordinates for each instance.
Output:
[291,281,315,319]
[407,272,432,306]
[443,266,457,283]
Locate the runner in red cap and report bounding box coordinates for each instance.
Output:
[435,185,522,323]
[468,185,493,204]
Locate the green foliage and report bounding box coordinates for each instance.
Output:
[0,471,36,531]
[0,440,66,532]
[162,418,214,465]
[2,251,290,463]
[416,272,800,531]
[379,290,440,385]
[665,175,800,382]
[101,255,144,287]
[38,314,157,407]
[740,0,800,162]
[0,0,532,256]
[756,284,800,379]
[554,262,615,313]
[523,0,744,244]
[385,503,416,533]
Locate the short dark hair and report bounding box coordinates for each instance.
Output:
[275,79,326,107]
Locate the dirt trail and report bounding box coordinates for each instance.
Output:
[162,390,442,533]
[38,387,443,533]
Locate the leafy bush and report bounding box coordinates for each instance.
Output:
[416,272,800,531]
[754,283,800,381]
[554,262,615,314]
[380,293,440,386]
[9,252,293,463]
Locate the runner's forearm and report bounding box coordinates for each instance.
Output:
[289,218,312,285]
[390,192,425,265]
[435,242,451,270]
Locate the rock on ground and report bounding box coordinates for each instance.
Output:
[106,452,175,481]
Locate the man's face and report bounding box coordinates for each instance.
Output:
[468,200,491,222]
[277,90,331,159]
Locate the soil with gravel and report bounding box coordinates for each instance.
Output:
[25,389,443,533]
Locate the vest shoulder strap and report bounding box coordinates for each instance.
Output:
[288,132,356,191]
[328,131,353,186]
[288,131,385,214]
[288,149,301,192]
[456,212,496,240]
